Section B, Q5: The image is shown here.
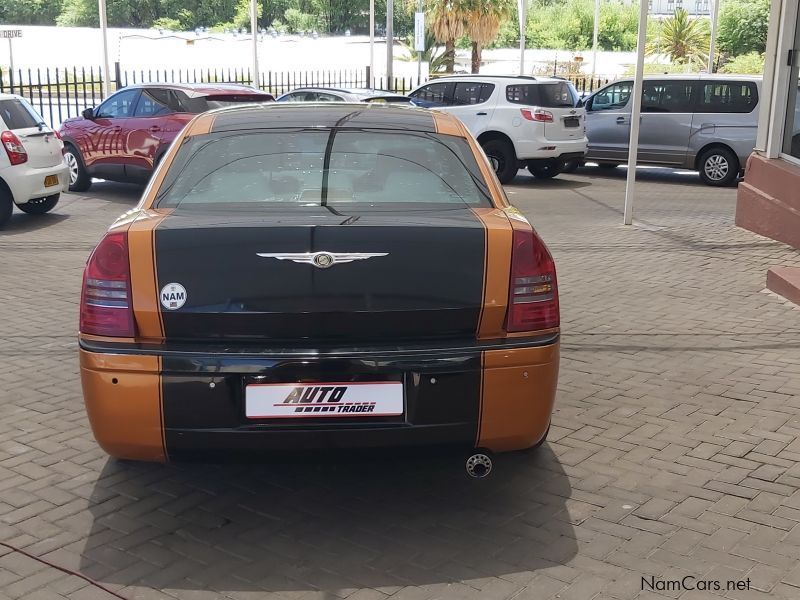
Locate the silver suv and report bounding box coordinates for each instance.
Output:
[583,75,761,186]
[409,75,588,183]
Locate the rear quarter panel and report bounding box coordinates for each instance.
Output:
[688,111,758,168]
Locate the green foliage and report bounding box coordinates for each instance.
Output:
[232,0,260,29]
[283,8,320,32]
[646,8,709,66]
[56,0,161,27]
[492,0,641,51]
[399,29,448,74]
[717,0,769,56]
[0,0,63,25]
[719,51,765,75]
[152,17,184,30]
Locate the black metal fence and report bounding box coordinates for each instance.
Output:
[0,63,610,129]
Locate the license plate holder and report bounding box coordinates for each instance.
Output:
[44,174,59,187]
[245,381,403,419]
[564,117,580,128]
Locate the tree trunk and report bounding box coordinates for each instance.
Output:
[471,42,481,74]
[445,40,455,73]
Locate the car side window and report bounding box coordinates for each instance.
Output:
[590,82,632,111]
[315,93,344,102]
[134,88,173,117]
[410,82,454,107]
[95,89,140,118]
[452,82,494,106]
[696,81,758,113]
[641,81,694,113]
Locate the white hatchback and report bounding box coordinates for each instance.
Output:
[0,94,69,227]
[409,75,588,183]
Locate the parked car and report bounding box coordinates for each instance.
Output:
[0,93,69,227]
[582,75,761,186]
[58,83,274,191]
[408,75,588,183]
[78,103,560,469]
[276,87,412,104]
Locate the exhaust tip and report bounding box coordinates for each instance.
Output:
[465,452,493,478]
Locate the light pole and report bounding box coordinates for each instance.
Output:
[591,0,600,84]
[369,0,375,87]
[98,0,111,97]
[386,0,394,90]
[518,0,527,74]
[623,0,649,225]
[708,0,720,72]
[250,0,259,88]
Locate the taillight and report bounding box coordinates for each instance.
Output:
[1,131,27,165]
[520,108,554,123]
[80,231,136,337]
[506,217,559,332]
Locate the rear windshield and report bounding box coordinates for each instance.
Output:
[506,82,576,108]
[155,129,493,210]
[181,94,273,112]
[0,98,41,130]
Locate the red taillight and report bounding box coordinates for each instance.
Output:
[80,231,136,337]
[520,108,554,122]
[506,217,559,333]
[1,130,27,165]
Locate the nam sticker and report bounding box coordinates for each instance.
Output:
[160,283,187,310]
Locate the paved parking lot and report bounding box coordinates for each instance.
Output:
[0,166,799,600]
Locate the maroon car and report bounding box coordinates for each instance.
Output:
[58,83,274,191]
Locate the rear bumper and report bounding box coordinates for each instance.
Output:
[79,336,560,462]
[3,161,69,204]
[515,137,588,160]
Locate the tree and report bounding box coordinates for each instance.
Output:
[429,0,467,73]
[464,0,512,73]
[646,8,709,67]
[717,0,769,57]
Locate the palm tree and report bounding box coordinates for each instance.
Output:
[464,0,512,73]
[399,29,449,75]
[429,0,467,73]
[647,8,710,67]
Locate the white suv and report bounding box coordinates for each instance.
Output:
[0,93,69,228]
[409,75,588,183]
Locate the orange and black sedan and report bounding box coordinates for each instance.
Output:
[78,103,560,468]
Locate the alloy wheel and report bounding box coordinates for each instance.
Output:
[64,152,79,185]
[704,154,729,182]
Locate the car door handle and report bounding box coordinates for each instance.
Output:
[616,117,628,124]
[149,126,161,132]
[476,112,488,116]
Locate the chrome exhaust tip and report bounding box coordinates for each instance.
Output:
[465,452,493,478]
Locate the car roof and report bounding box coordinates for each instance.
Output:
[122,82,273,98]
[611,74,762,82]
[427,75,567,84]
[280,87,404,97]
[205,102,449,134]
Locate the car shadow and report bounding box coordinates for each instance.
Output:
[0,212,69,235]
[79,446,577,593]
[575,164,726,187]
[76,180,145,205]
[508,171,593,190]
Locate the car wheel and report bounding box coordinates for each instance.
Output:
[0,187,12,228]
[481,139,517,184]
[527,159,563,179]
[698,147,739,187]
[63,145,92,192]
[17,193,59,215]
[561,159,581,173]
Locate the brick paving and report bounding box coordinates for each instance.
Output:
[0,166,799,600]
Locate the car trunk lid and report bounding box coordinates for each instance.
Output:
[152,208,487,344]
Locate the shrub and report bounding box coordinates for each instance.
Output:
[719,52,765,75]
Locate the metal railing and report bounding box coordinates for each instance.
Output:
[0,63,610,128]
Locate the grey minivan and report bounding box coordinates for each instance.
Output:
[583,75,760,186]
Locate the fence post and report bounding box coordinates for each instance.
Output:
[114,62,122,91]
[365,65,371,89]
